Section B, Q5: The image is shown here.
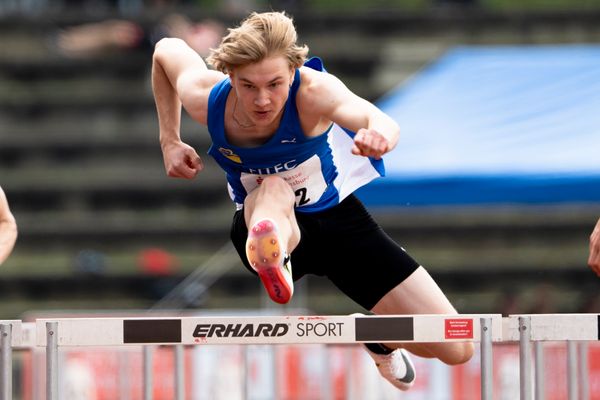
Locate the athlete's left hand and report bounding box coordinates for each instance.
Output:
[351,128,390,160]
[589,218,600,277]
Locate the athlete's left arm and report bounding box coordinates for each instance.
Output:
[302,69,400,160]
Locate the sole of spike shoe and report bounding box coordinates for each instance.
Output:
[246,219,293,304]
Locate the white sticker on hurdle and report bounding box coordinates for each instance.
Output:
[36,314,502,346]
[503,313,600,341]
[0,320,23,347]
[18,323,36,349]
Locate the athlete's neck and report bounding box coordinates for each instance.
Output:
[225,96,286,147]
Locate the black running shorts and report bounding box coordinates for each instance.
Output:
[230,194,420,310]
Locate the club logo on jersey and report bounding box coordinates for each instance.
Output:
[246,160,298,175]
[218,147,241,163]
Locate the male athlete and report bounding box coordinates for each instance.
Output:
[152,11,473,391]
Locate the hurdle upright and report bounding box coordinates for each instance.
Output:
[1,321,20,400]
[36,313,502,400]
[505,313,600,400]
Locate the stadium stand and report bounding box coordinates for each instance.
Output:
[1,6,599,318]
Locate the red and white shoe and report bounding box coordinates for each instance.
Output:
[246,219,294,304]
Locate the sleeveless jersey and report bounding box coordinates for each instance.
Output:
[206,57,385,213]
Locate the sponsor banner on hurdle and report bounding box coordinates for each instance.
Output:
[503,313,600,341]
[36,314,502,346]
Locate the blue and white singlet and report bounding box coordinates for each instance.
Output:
[206,57,385,213]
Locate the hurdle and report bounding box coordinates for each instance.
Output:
[33,313,502,400]
[504,313,600,400]
[4,314,600,399]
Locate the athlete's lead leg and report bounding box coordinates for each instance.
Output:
[243,176,300,303]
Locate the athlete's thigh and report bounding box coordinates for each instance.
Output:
[325,227,420,311]
[370,266,457,315]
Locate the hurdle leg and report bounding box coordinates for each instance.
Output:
[321,345,333,400]
[567,341,578,400]
[579,342,589,400]
[46,321,58,400]
[174,345,184,400]
[534,342,544,400]
[243,346,250,400]
[143,346,154,400]
[345,347,355,400]
[118,351,131,400]
[480,317,493,400]
[519,316,532,400]
[0,324,12,400]
[32,349,41,400]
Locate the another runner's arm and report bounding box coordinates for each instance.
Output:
[589,217,600,276]
[302,69,400,160]
[152,38,224,178]
[0,187,17,265]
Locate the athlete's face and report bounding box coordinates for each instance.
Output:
[229,56,294,128]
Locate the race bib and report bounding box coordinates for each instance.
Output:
[240,155,327,207]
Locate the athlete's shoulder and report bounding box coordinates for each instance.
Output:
[297,66,339,98]
[297,64,347,116]
[208,74,231,98]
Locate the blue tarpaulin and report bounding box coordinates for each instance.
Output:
[357,45,600,207]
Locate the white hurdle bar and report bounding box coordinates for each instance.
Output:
[4,314,599,399]
[35,314,502,400]
[504,313,600,400]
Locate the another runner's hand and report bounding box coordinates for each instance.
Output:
[162,141,203,179]
[589,218,600,277]
[351,128,390,160]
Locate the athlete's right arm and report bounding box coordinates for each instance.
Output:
[151,38,224,179]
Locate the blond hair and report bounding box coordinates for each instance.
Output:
[207,12,308,73]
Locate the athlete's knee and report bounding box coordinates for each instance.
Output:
[439,342,474,365]
[261,175,288,187]
[259,176,295,199]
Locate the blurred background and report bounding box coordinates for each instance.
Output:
[1,0,600,321]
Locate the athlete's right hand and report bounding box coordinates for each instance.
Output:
[161,140,203,179]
